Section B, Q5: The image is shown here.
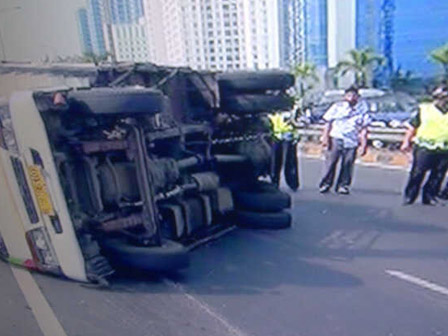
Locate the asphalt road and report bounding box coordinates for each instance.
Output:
[2,158,448,336]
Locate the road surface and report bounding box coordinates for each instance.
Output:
[1,158,448,336]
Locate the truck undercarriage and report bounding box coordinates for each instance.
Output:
[30,65,295,282]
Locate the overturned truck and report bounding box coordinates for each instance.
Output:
[0,63,295,283]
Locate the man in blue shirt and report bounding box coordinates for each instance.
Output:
[319,86,371,194]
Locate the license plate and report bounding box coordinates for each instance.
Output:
[27,165,54,216]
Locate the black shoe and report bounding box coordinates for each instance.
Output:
[319,185,331,194]
[337,186,350,195]
[402,197,414,206]
[438,191,448,200]
[422,194,438,206]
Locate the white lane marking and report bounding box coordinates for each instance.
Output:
[164,279,249,336]
[386,270,448,297]
[11,266,68,336]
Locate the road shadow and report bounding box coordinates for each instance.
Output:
[108,178,447,294]
[110,192,448,294]
[282,193,448,262]
[110,228,364,295]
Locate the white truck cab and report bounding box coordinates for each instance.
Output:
[0,91,88,281]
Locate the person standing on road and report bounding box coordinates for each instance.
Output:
[268,111,300,191]
[318,86,370,195]
[400,84,448,205]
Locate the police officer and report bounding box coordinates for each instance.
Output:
[401,84,448,205]
[268,111,300,191]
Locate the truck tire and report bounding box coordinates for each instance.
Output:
[218,71,295,93]
[221,94,293,114]
[233,189,291,212]
[233,210,292,230]
[69,88,166,115]
[100,238,189,272]
[240,181,279,193]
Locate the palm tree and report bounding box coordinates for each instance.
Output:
[430,44,448,81]
[292,62,319,109]
[336,48,384,88]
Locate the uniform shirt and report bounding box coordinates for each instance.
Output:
[268,112,299,141]
[408,109,421,128]
[323,100,371,148]
[408,105,448,151]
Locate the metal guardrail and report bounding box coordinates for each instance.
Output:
[297,124,406,143]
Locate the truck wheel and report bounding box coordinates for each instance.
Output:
[69,88,166,116]
[233,189,291,212]
[233,210,292,230]
[100,238,189,272]
[221,94,293,114]
[218,71,294,93]
[241,181,279,193]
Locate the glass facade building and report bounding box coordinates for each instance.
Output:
[109,0,144,24]
[393,0,448,78]
[279,0,305,68]
[76,8,93,54]
[356,0,382,52]
[279,0,327,69]
[304,0,328,66]
[87,0,107,56]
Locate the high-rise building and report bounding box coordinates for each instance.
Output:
[156,0,186,66]
[199,0,246,70]
[104,0,150,62]
[78,0,150,62]
[144,0,280,71]
[278,0,304,68]
[304,0,328,66]
[356,0,382,52]
[327,0,356,68]
[86,0,108,56]
[142,0,168,65]
[76,8,93,54]
[279,0,327,69]
[243,0,281,70]
[109,0,144,24]
[109,20,150,62]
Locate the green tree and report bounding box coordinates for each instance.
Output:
[79,52,110,65]
[53,53,109,65]
[390,66,414,90]
[292,62,319,109]
[430,43,448,81]
[336,48,384,88]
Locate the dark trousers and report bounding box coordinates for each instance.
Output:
[438,165,448,198]
[404,146,448,203]
[440,177,448,198]
[319,138,357,189]
[271,140,300,191]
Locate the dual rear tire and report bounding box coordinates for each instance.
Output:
[231,182,293,230]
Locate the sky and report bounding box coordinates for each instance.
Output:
[0,0,86,62]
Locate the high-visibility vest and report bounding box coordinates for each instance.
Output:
[268,113,293,140]
[415,103,448,150]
